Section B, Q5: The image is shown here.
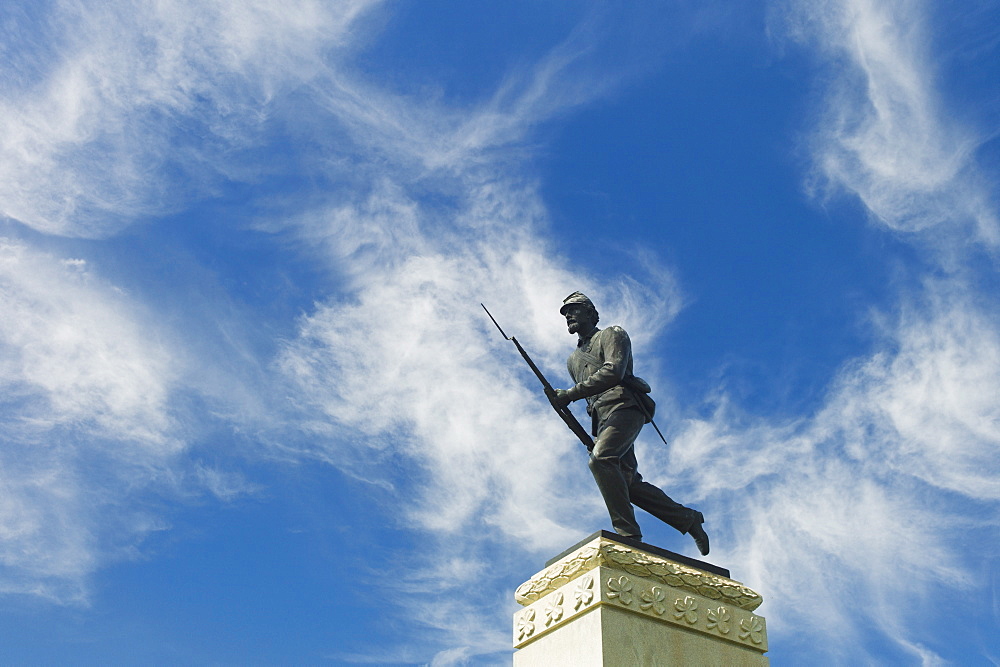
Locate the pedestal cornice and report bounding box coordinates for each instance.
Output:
[515,531,763,612]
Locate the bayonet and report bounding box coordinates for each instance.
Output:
[482,304,595,451]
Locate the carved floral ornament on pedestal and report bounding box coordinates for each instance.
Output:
[517,575,597,643]
[707,605,732,634]
[516,572,765,651]
[640,585,666,615]
[516,608,535,641]
[515,539,766,651]
[515,541,762,611]
[740,616,765,645]
[673,595,698,624]
[606,575,633,604]
[596,574,765,646]
[544,593,564,626]
[573,575,594,609]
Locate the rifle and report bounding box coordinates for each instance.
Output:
[482,304,595,451]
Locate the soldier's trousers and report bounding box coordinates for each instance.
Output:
[588,407,698,539]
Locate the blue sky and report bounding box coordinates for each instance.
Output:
[1,1,998,664]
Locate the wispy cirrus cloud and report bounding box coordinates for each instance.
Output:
[0,0,381,602]
[819,284,1000,501]
[0,239,175,445]
[262,12,696,661]
[0,0,380,237]
[660,0,1000,660]
[0,238,180,600]
[775,0,1000,245]
[3,0,996,663]
[278,220,684,662]
[0,3,687,657]
[276,78,687,662]
[663,281,999,660]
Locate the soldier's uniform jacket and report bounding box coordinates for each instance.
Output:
[564,325,648,433]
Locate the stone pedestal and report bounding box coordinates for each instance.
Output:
[513,531,768,666]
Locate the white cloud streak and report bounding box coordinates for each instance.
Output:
[278,179,685,662]
[0,0,369,601]
[660,0,1000,660]
[0,238,179,599]
[0,239,175,445]
[778,0,1000,245]
[0,0,380,237]
[0,2,687,656]
[270,15,691,660]
[3,0,997,663]
[664,282,1000,660]
[0,233,268,601]
[820,285,1000,501]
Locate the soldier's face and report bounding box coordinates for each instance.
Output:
[564,304,595,335]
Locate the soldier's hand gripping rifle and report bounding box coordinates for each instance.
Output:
[482,304,595,451]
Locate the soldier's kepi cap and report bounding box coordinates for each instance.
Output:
[560,291,598,315]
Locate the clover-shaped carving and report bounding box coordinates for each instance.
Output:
[544,592,564,626]
[516,608,535,640]
[574,575,594,610]
[707,606,731,634]
[607,575,634,605]
[639,586,666,615]
[673,595,698,624]
[739,615,764,644]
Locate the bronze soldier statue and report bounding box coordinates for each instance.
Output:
[547,292,710,555]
